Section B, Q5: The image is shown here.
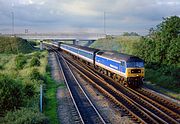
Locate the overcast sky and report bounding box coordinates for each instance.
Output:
[0,0,179,35]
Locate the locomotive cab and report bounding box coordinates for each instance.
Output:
[125,60,145,86]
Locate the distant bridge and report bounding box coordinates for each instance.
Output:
[1,33,105,45]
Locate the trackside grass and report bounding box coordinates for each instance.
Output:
[43,66,59,124]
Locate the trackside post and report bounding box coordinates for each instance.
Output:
[40,84,43,112]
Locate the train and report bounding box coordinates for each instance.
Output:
[50,41,145,87]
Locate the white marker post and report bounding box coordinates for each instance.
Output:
[40,41,43,50]
[40,84,43,112]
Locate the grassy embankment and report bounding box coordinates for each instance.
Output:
[0,36,59,123]
[91,36,140,54]
[27,39,41,48]
[90,36,180,99]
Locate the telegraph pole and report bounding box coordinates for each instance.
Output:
[104,12,106,36]
[12,12,14,36]
[11,1,15,36]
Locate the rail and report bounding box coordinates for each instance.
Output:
[50,47,106,124]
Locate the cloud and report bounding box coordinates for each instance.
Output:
[61,1,99,16]
[0,0,179,35]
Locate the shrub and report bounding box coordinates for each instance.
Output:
[0,74,24,113]
[2,108,48,124]
[30,68,42,80]
[29,40,37,46]
[0,64,3,70]
[15,54,27,69]
[33,51,41,59]
[45,65,51,73]
[30,57,40,67]
[23,83,35,98]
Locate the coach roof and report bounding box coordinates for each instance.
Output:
[61,43,99,53]
[96,50,144,62]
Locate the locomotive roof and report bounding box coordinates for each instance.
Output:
[96,51,144,62]
[61,43,99,53]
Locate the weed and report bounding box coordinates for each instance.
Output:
[30,57,41,67]
[29,68,42,80]
[2,108,48,124]
[15,54,27,69]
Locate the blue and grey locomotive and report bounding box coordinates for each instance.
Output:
[51,42,145,86]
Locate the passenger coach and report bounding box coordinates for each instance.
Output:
[60,43,99,65]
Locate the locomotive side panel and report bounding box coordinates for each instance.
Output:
[95,55,126,77]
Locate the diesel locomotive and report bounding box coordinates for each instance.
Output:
[50,42,145,86]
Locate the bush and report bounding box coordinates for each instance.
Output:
[45,65,51,73]
[33,51,41,59]
[2,108,48,124]
[30,57,41,67]
[15,54,27,69]
[0,64,3,70]
[23,83,35,98]
[0,74,24,113]
[30,68,42,80]
[29,40,38,46]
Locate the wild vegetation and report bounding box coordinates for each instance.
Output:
[91,16,180,98]
[0,37,58,123]
[0,51,48,123]
[91,35,140,54]
[0,36,33,54]
[134,16,180,94]
[122,32,139,36]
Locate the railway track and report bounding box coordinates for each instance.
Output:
[61,51,180,124]
[88,65,180,123]
[54,50,106,124]
[128,87,180,120]
[136,87,180,115]
[61,53,158,123]
[91,68,180,123]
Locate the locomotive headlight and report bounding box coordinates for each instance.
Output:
[137,75,139,76]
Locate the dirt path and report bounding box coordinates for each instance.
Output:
[48,52,81,124]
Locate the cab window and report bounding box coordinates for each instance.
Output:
[126,62,144,68]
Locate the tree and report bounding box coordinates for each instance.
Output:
[122,32,139,36]
[136,16,180,67]
[155,16,180,65]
